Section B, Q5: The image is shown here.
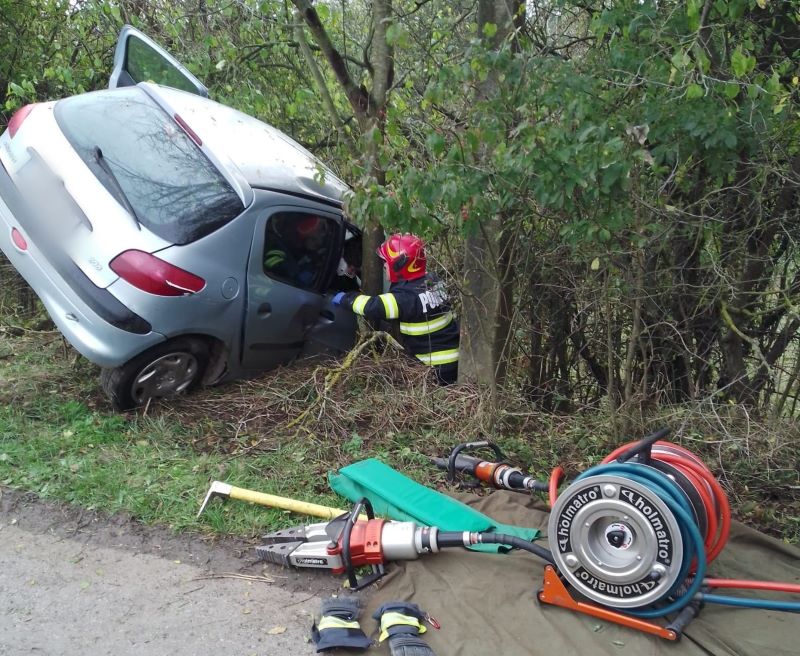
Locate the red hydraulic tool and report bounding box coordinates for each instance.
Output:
[257,498,554,591]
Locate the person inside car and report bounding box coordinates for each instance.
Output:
[264,215,328,287]
[334,235,363,292]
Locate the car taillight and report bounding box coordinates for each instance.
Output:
[8,104,38,138]
[110,250,206,296]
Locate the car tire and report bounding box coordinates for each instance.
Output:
[101,337,210,411]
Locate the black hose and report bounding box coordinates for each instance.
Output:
[479,533,555,564]
[435,531,555,565]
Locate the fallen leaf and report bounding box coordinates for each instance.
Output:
[268,626,287,635]
[79,581,90,590]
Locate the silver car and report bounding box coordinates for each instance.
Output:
[0,27,361,410]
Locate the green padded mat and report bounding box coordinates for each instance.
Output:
[329,458,540,553]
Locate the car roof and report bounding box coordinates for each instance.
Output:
[151,86,349,204]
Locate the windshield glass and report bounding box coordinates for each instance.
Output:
[54,86,243,244]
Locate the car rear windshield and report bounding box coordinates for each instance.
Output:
[54,86,244,245]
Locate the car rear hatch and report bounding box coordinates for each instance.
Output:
[0,86,247,290]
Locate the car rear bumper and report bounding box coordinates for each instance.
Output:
[0,158,165,367]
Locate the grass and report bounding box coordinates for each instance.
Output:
[0,402,343,536]
[1,317,798,544]
[0,327,342,536]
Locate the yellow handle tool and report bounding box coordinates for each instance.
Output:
[197,480,367,520]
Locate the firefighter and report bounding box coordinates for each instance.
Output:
[332,233,459,384]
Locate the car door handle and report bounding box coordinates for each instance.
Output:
[319,310,335,321]
[257,302,272,317]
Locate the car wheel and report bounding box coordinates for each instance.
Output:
[101,337,210,411]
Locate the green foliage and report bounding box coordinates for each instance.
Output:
[1,1,116,125]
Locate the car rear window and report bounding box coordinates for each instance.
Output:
[54,86,244,244]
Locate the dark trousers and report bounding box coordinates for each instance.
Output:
[433,363,458,385]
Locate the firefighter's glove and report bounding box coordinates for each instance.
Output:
[373,602,435,656]
[311,596,372,652]
[332,291,346,306]
[373,601,429,642]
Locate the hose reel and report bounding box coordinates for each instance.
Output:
[434,427,799,634]
[547,429,730,616]
[549,474,685,609]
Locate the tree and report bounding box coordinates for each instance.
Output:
[290,0,395,295]
[458,1,524,394]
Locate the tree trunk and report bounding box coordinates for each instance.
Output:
[719,156,800,406]
[291,0,394,297]
[460,216,514,391]
[458,0,522,392]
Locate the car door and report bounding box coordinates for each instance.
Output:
[108,25,209,97]
[242,206,349,370]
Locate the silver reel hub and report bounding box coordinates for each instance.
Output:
[548,474,684,608]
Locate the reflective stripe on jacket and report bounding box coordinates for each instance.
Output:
[340,274,459,366]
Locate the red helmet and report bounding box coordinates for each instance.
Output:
[297,215,322,238]
[377,233,427,283]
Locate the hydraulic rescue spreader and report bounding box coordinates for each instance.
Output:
[257,497,554,591]
[256,429,800,640]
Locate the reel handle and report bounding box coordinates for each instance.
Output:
[615,427,671,464]
[447,441,506,483]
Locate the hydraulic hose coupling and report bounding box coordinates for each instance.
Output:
[311,596,372,652]
[373,601,436,656]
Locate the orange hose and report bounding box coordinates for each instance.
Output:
[549,466,565,508]
[655,453,731,563]
[676,463,718,557]
[601,439,731,563]
[705,578,800,594]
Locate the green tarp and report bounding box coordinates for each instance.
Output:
[329,459,540,553]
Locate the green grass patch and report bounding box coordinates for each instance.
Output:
[0,399,344,536]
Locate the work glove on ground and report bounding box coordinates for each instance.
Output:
[311,596,372,652]
[373,601,436,656]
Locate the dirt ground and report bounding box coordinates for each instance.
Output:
[0,487,345,656]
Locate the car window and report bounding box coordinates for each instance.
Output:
[54,87,243,245]
[263,212,338,291]
[125,35,204,95]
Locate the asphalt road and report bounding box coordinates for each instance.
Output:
[0,489,326,656]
